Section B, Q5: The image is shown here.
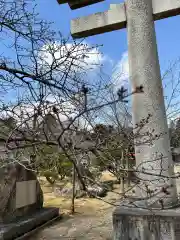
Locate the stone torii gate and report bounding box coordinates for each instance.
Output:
[57,0,180,239]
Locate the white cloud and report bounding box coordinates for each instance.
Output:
[112,51,129,89]
[1,40,109,130]
[40,41,106,74]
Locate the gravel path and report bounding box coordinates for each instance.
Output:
[30,208,114,240]
[29,166,180,240]
[29,187,119,240]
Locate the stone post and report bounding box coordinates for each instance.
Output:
[113,0,180,238]
[126,0,177,208]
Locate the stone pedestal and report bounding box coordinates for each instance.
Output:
[0,207,59,240]
[113,204,180,240]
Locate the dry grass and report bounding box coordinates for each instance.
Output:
[44,197,109,215]
[99,171,116,182]
[29,172,119,239]
[33,166,180,240]
[42,171,118,215]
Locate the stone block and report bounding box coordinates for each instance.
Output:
[113,204,180,240]
[0,207,59,240]
[70,0,180,39]
[16,180,36,209]
[71,3,126,38]
[153,0,180,20]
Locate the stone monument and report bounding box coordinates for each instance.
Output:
[57,0,180,239]
[0,161,59,240]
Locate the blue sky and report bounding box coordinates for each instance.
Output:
[2,1,180,122]
[36,0,180,69]
[35,0,180,121]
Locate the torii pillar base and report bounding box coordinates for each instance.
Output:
[113,204,180,240]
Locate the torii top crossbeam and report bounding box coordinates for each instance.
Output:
[67,0,180,38]
[57,0,104,10]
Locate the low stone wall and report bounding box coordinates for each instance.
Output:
[113,205,180,239]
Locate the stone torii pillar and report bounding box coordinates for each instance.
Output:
[69,0,180,205]
[57,0,180,239]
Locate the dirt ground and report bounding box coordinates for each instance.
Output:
[30,172,119,240]
[30,167,180,240]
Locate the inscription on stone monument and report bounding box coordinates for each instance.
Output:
[16,180,36,209]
